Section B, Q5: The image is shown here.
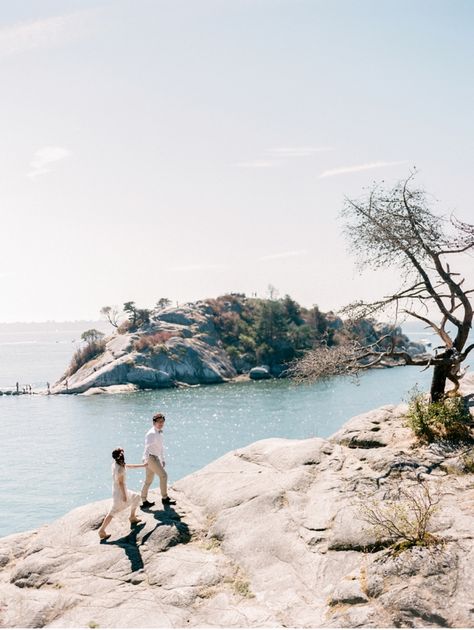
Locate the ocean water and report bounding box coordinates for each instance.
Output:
[0,322,112,390]
[0,323,433,538]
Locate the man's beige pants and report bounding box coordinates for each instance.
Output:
[141,455,168,500]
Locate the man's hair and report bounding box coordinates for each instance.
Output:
[153,413,165,422]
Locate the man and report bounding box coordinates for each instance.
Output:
[141,412,176,508]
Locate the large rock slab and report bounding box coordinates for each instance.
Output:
[52,311,237,394]
[1,395,474,627]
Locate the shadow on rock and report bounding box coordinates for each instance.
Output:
[141,506,191,550]
[107,522,146,572]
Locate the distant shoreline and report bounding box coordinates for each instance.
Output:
[0,320,113,332]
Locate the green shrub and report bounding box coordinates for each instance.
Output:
[225,345,241,359]
[406,388,472,443]
[238,334,256,352]
[232,578,254,598]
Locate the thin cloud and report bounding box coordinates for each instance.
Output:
[259,250,308,262]
[319,160,407,179]
[28,146,71,178]
[234,160,276,169]
[235,146,333,169]
[0,10,97,59]
[169,263,227,272]
[266,146,333,158]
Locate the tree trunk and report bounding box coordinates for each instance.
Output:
[430,364,449,402]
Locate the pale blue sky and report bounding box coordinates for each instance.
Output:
[1,0,473,321]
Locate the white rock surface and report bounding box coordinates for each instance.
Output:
[52,304,237,394]
[1,392,474,627]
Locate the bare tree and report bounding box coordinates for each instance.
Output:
[100,305,120,328]
[292,173,474,402]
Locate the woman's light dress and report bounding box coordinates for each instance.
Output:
[108,462,141,516]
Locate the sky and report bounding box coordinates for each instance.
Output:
[0,0,473,322]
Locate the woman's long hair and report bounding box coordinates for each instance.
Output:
[112,447,125,467]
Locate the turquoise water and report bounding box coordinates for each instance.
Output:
[0,322,437,538]
[0,366,432,538]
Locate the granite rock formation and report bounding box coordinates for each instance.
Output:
[52,304,237,394]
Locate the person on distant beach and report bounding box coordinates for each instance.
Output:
[141,412,176,508]
[98,448,147,541]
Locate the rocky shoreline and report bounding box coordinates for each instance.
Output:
[51,304,240,395]
[1,375,473,628]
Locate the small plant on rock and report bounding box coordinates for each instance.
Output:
[133,331,176,352]
[462,449,474,473]
[232,578,254,599]
[406,387,472,443]
[360,481,441,553]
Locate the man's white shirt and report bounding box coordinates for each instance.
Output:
[143,427,164,463]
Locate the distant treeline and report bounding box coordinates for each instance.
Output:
[203,293,408,373]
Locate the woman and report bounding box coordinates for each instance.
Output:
[98,447,147,541]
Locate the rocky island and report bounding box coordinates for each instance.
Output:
[52,294,424,395]
[1,374,473,628]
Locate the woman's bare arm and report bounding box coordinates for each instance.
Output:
[125,463,147,469]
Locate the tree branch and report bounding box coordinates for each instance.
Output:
[403,310,453,347]
[461,344,474,360]
[437,243,474,255]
